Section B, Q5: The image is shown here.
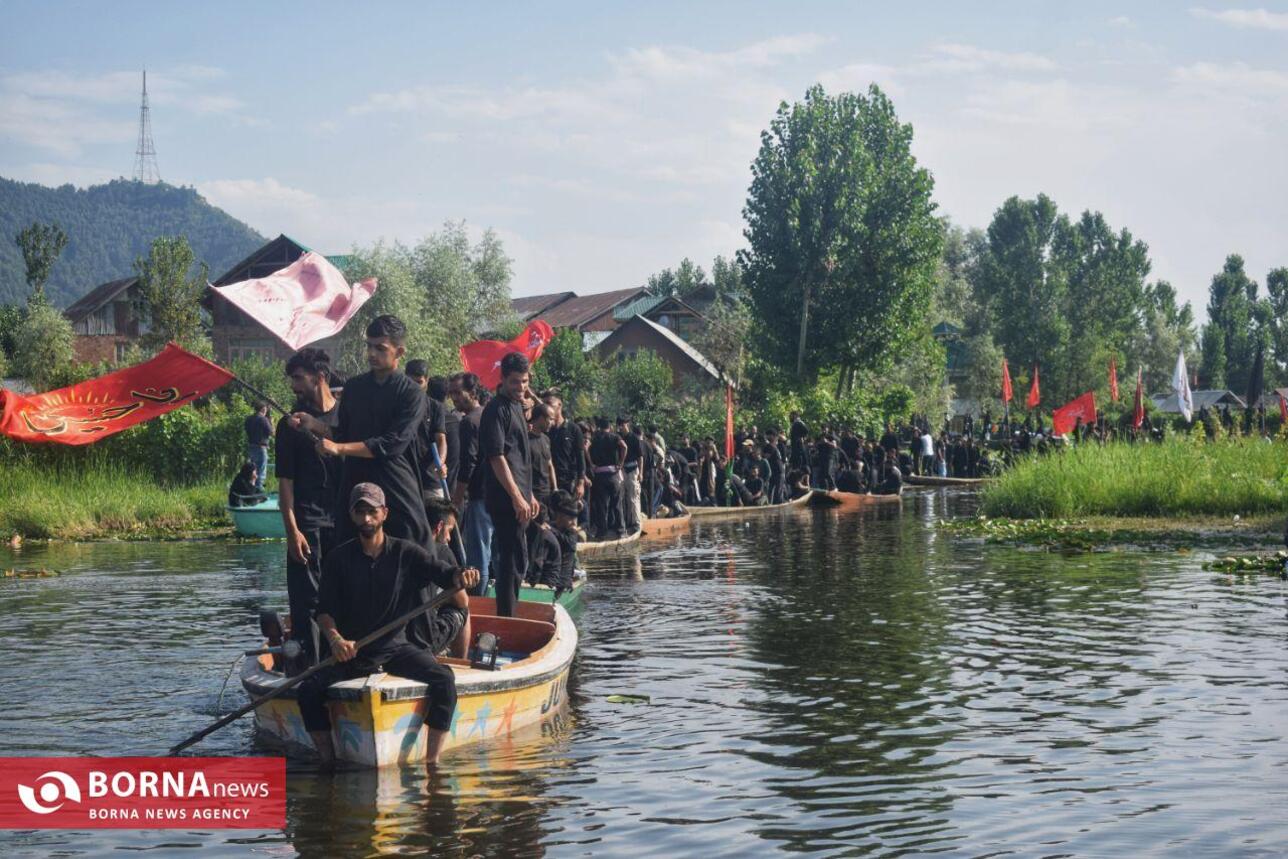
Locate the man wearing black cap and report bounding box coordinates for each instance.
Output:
[300,482,479,769]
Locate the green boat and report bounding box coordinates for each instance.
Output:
[487,576,585,611]
[227,494,286,538]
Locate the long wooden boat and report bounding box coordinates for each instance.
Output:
[487,576,585,610]
[228,494,286,538]
[576,528,642,558]
[688,492,812,519]
[241,596,577,767]
[807,489,903,508]
[640,511,692,539]
[905,475,991,487]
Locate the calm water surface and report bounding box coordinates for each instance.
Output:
[2,491,1287,857]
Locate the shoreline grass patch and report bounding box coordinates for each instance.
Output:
[0,460,230,540]
[980,437,1288,519]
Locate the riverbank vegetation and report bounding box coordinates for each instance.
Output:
[979,436,1288,519]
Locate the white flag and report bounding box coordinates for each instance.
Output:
[1172,349,1193,422]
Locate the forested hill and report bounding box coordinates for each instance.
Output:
[0,177,266,307]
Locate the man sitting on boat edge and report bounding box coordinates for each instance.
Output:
[300,482,479,769]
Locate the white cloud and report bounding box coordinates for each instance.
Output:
[1172,61,1288,92]
[1108,15,1134,27]
[1191,7,1288,31]
[0,162,121,187]
[916,42,1058,74]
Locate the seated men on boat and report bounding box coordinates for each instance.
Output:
[228,461,268,507]
[743,464,768,506]
[422,498,471,659]
[526,490,580,592]
[835,463,866,494]
[299,483,479,769]
[874,462,903,496]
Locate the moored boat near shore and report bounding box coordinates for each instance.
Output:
[640,511,692,538]
[807,489,903,508]
[240,596,577,767]
[905,475,992,487]
[488,576,585,611]
[688,492,812,519]
[576,528,642,558]
[228,494,286,538]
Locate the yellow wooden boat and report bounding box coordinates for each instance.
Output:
[640,511,692,539]
[688,491,812,519]
[576,528,641,558]
[807,488,903,508]
[239,596,577,767]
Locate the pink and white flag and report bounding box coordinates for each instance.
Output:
[212,251,377,351]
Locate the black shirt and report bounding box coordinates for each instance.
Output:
[548,420,585,489]
[529,431,554,499]
[275,401,340,530]
[244,413,272,447]
[315,536,457,658]
[333,371,429,546]
[527,526,562,588]
[590,430,621,467]
[459,405,485,501]
[623,432,642,468]
[444,408,461,489]
[479,394,531,510]
[418,394,448,492]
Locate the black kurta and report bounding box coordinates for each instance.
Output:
[333,371,429,546]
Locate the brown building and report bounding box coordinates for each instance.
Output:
[613,293,707,343]
[64,276,147,363]
[511,287,649,347]
[594,314,724,392]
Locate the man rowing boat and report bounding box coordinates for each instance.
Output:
[299,482,479,769]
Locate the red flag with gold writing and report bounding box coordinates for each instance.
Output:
[459,320,555,391]
[1052,391,1097,436]
[0,344,233,445]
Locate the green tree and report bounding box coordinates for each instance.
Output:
[1266,267,1288,384]
[1200,255,1260,392]
[601,350,672,426]
[12,302,73,389]
[530,327,602,409]
[741,84,941,382]
[690,294,751,386]
[134,236,211,355]
[15,221,68,305]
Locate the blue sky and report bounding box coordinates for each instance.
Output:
[1,1,1286,318]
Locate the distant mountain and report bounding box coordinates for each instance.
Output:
[0,177,266,307]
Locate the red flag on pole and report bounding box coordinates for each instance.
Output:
[1109,356,1119,402]
[1052,391,1097,436]
[1279,392,1287,424]
[724,384,735,460]
[211,251,378,350]
[1001,358,1013,404]
[1026,366,1041,409]
[0,344,233,445]
[459,320,555,390]
[1132,368,1145,429]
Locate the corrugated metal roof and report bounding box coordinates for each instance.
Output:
[534,286,647,329]
[63,276,139,323]
[613,294,667,321]
[512,291,575,320]
[600,315,722,381]
[1151,389,1247,412]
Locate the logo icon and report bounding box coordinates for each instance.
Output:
[16,771,81,814]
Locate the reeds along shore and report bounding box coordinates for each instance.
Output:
[0,461,228,540]
[980,436,1288,519]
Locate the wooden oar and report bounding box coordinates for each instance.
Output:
[168,584,463,756]
[426,442,469,565]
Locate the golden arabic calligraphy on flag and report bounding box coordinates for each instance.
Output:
[0,344,234,445]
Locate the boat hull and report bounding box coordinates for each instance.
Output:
[487,576,585,609]
[808,489,903,508]
[905,475,991,487]
[228,495,286,538]
[241,601,578,767]
[640,512,692,538]
[576,529,641,558]
[688,492,812,519]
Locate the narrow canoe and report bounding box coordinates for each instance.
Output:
[240,596,577,767]
[640,512,692,539]
[228,495,286,538]
[487,576,585,610]
[576,529,642,559]
[808,489,903,508]
[905,475,991,487]
[688,492,813,519]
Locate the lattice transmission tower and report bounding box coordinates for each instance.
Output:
[132,69,161,183]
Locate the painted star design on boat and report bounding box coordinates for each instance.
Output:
[466,701,493,738]
[495,697,518,736]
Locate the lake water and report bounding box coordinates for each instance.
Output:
[2,490,1287,856]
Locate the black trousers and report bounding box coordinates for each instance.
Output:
[298,641,456,732]
[591,471,623,538]
[287,526,334,665]
[488,502,527,618]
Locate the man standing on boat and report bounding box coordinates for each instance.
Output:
[480,351,538,618]
[291,315,430,549]
[301,483,479,769]
[244,402,273,492]
[450,372,492,595]
[276,347,341,665]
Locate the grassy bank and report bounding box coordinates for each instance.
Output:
[980,437,1288,519]
[0,461,232,540]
